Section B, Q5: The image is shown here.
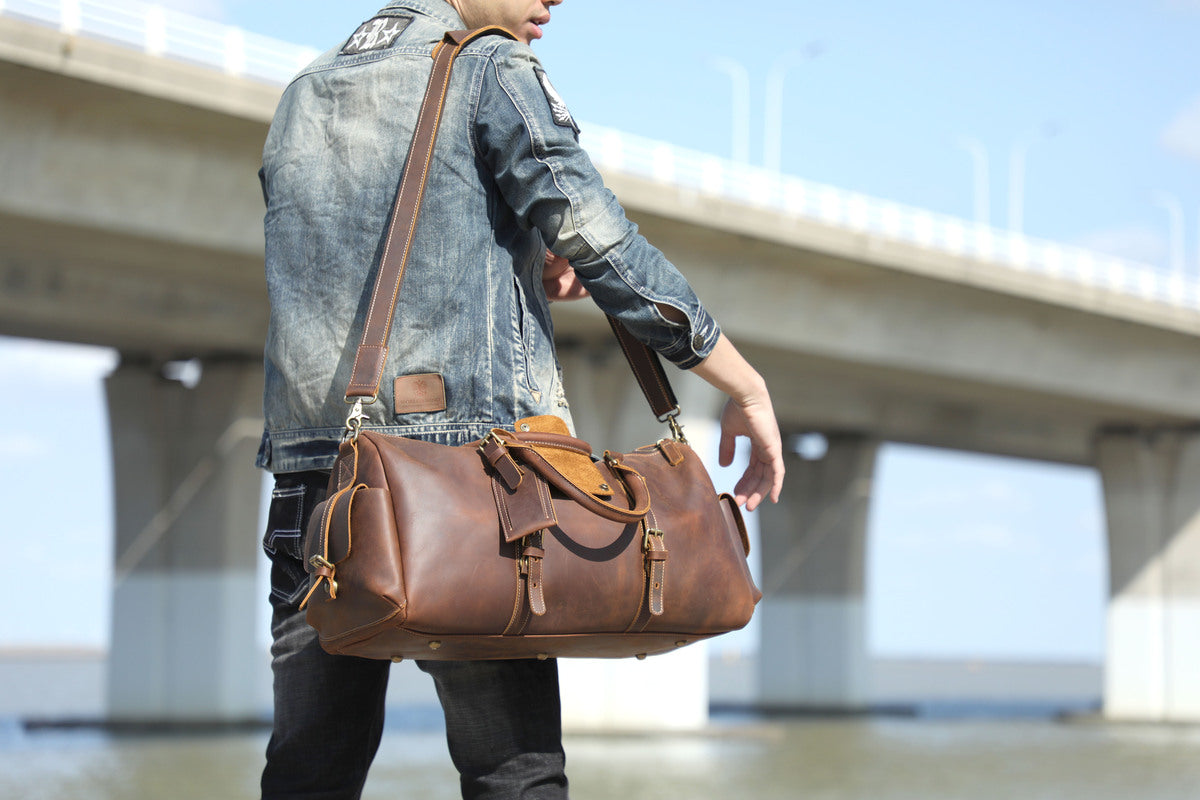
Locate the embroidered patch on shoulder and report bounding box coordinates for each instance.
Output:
[341,15,411,55]
[534,68,580,133]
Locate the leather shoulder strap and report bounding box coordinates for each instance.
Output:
[606,316,678,421]
[343,27,682,425]
[345,27,513,400]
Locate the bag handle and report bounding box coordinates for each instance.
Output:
[481,430,652,523]
[342,28,682,430]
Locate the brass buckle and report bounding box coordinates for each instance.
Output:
[643,527,665,550]
[478,430,502,456]
[308,555,339,598]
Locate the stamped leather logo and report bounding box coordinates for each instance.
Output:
[394,373,447,415]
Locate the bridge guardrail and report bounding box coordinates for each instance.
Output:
[581,125,1200,311]
[2,0,320,84]
[4,0,1198,313]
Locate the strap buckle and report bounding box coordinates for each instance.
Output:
[478,429,503,456]
[307,555,339,599]
[643,527,665,551]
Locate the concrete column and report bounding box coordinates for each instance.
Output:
[756,433,878,711]
[1096,429,1200,722]
[105,355,265,723]
[553,342,723,731]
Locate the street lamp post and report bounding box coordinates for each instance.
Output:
[763,42,825,174]
[708,56,751,164]
[957,137,991,227]
[1007,122,1059,235]
[1154,193,1185,277]
[1008,139,1028,235]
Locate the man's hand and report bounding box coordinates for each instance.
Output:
[691,334,785,511]
[543,251,589,302]
[716,393,785,512]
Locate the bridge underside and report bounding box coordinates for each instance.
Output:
[0,211,265,356]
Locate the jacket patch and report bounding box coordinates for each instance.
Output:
[534,68,580,133]
[341,15,411,55]
[394,373,447,415]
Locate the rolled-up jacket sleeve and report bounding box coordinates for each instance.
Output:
[472,44,720,369]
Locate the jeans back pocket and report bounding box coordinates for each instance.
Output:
[262,471,329,608]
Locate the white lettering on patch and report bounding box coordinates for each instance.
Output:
[341,16,411,55]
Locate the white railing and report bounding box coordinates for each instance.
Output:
[4,0,1198,313]
[580,125,1200,311]
[2,0,320,84]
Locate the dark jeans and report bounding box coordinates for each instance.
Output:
[260,471,569,800]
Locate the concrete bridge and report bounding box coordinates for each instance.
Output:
[2,2,1198,724]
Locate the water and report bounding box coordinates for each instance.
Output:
[2,714,1199,800]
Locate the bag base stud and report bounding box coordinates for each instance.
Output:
[428,641,442,651]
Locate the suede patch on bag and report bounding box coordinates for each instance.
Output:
[515,415,613,497]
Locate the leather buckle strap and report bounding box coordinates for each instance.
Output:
[643,521,668,618]
[480,432,524,491]
[520,542,547,617]
[626,513,668,632]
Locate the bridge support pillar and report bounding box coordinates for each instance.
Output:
[757,434,878,711]
[553,342,721,731]
[1097,429,1200,722]
[105,356,265,723]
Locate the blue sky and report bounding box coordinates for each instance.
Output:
[3,0,1197,661]
[201,0,1200,265]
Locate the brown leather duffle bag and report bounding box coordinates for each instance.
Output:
[297,29,761,661]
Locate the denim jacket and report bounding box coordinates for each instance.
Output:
[257,1,720,473]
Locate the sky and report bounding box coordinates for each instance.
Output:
[3,0,1197,662]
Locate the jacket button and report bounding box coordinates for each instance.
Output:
[691,334,705,351]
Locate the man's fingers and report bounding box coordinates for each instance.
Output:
[731,450,784,511]
[718,428,737,467]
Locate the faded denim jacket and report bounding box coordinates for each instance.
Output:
[257,1,720,474]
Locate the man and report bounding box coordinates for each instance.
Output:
[257,1,784,797]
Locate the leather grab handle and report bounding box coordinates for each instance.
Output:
[487,431,651,523]
[517,448,651,524]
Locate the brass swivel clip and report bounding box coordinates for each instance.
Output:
[668,416,687,444]
[658,407,688,444]
[343,399,370,442]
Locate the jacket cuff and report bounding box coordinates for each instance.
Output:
[659,309,721,370]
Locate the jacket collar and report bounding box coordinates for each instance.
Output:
[380,1,465,30]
